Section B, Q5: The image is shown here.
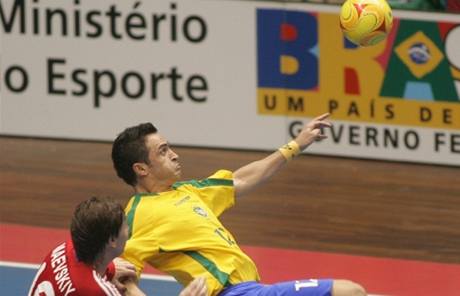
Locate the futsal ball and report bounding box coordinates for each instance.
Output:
[340,0,393,47]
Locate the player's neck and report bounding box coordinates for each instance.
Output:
[93,256,111,277]
[135,178,173,194]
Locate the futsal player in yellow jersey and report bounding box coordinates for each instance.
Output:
[112,113,367,296]
[123,169,259,294]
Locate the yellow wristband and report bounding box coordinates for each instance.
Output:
[278,140,301,161]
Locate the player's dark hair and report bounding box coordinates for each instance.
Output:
[71,197,125,264]
[112,123,158,186]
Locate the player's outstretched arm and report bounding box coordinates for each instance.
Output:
[233,113,331,198]
[179,277,207,296]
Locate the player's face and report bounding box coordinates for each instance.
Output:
[114,219,129,257]
[144,133,182,184]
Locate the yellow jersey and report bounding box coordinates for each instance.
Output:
[122,170,260,296]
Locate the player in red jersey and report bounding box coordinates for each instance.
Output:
[28,197,207,296]
[28,240,126,296]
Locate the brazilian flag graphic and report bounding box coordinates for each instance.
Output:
[380,20,458,102]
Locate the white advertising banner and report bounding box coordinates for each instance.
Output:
[1,0,459,165]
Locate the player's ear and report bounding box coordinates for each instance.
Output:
[132,162,149,178]
[108,236,117,248]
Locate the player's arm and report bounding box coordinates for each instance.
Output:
[233,113,331,198]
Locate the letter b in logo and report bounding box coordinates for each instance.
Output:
[257,9,318,90]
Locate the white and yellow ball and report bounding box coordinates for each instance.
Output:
[340,0,393,47]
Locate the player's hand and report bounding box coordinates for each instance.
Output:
[179,277,207,296]
[294,113,332,150]
[112,257,137,293]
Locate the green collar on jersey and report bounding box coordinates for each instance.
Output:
[172,178,233,189]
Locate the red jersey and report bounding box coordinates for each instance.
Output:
[447,0,460,11]
[28,240,121,296]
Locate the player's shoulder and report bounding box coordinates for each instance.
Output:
[172,169,233,190]
[124,193,158,210]
[72,270,120,296]
[208,169,233,181]
[64,242,117,294]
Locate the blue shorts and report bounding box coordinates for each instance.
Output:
[219,279,333,296]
